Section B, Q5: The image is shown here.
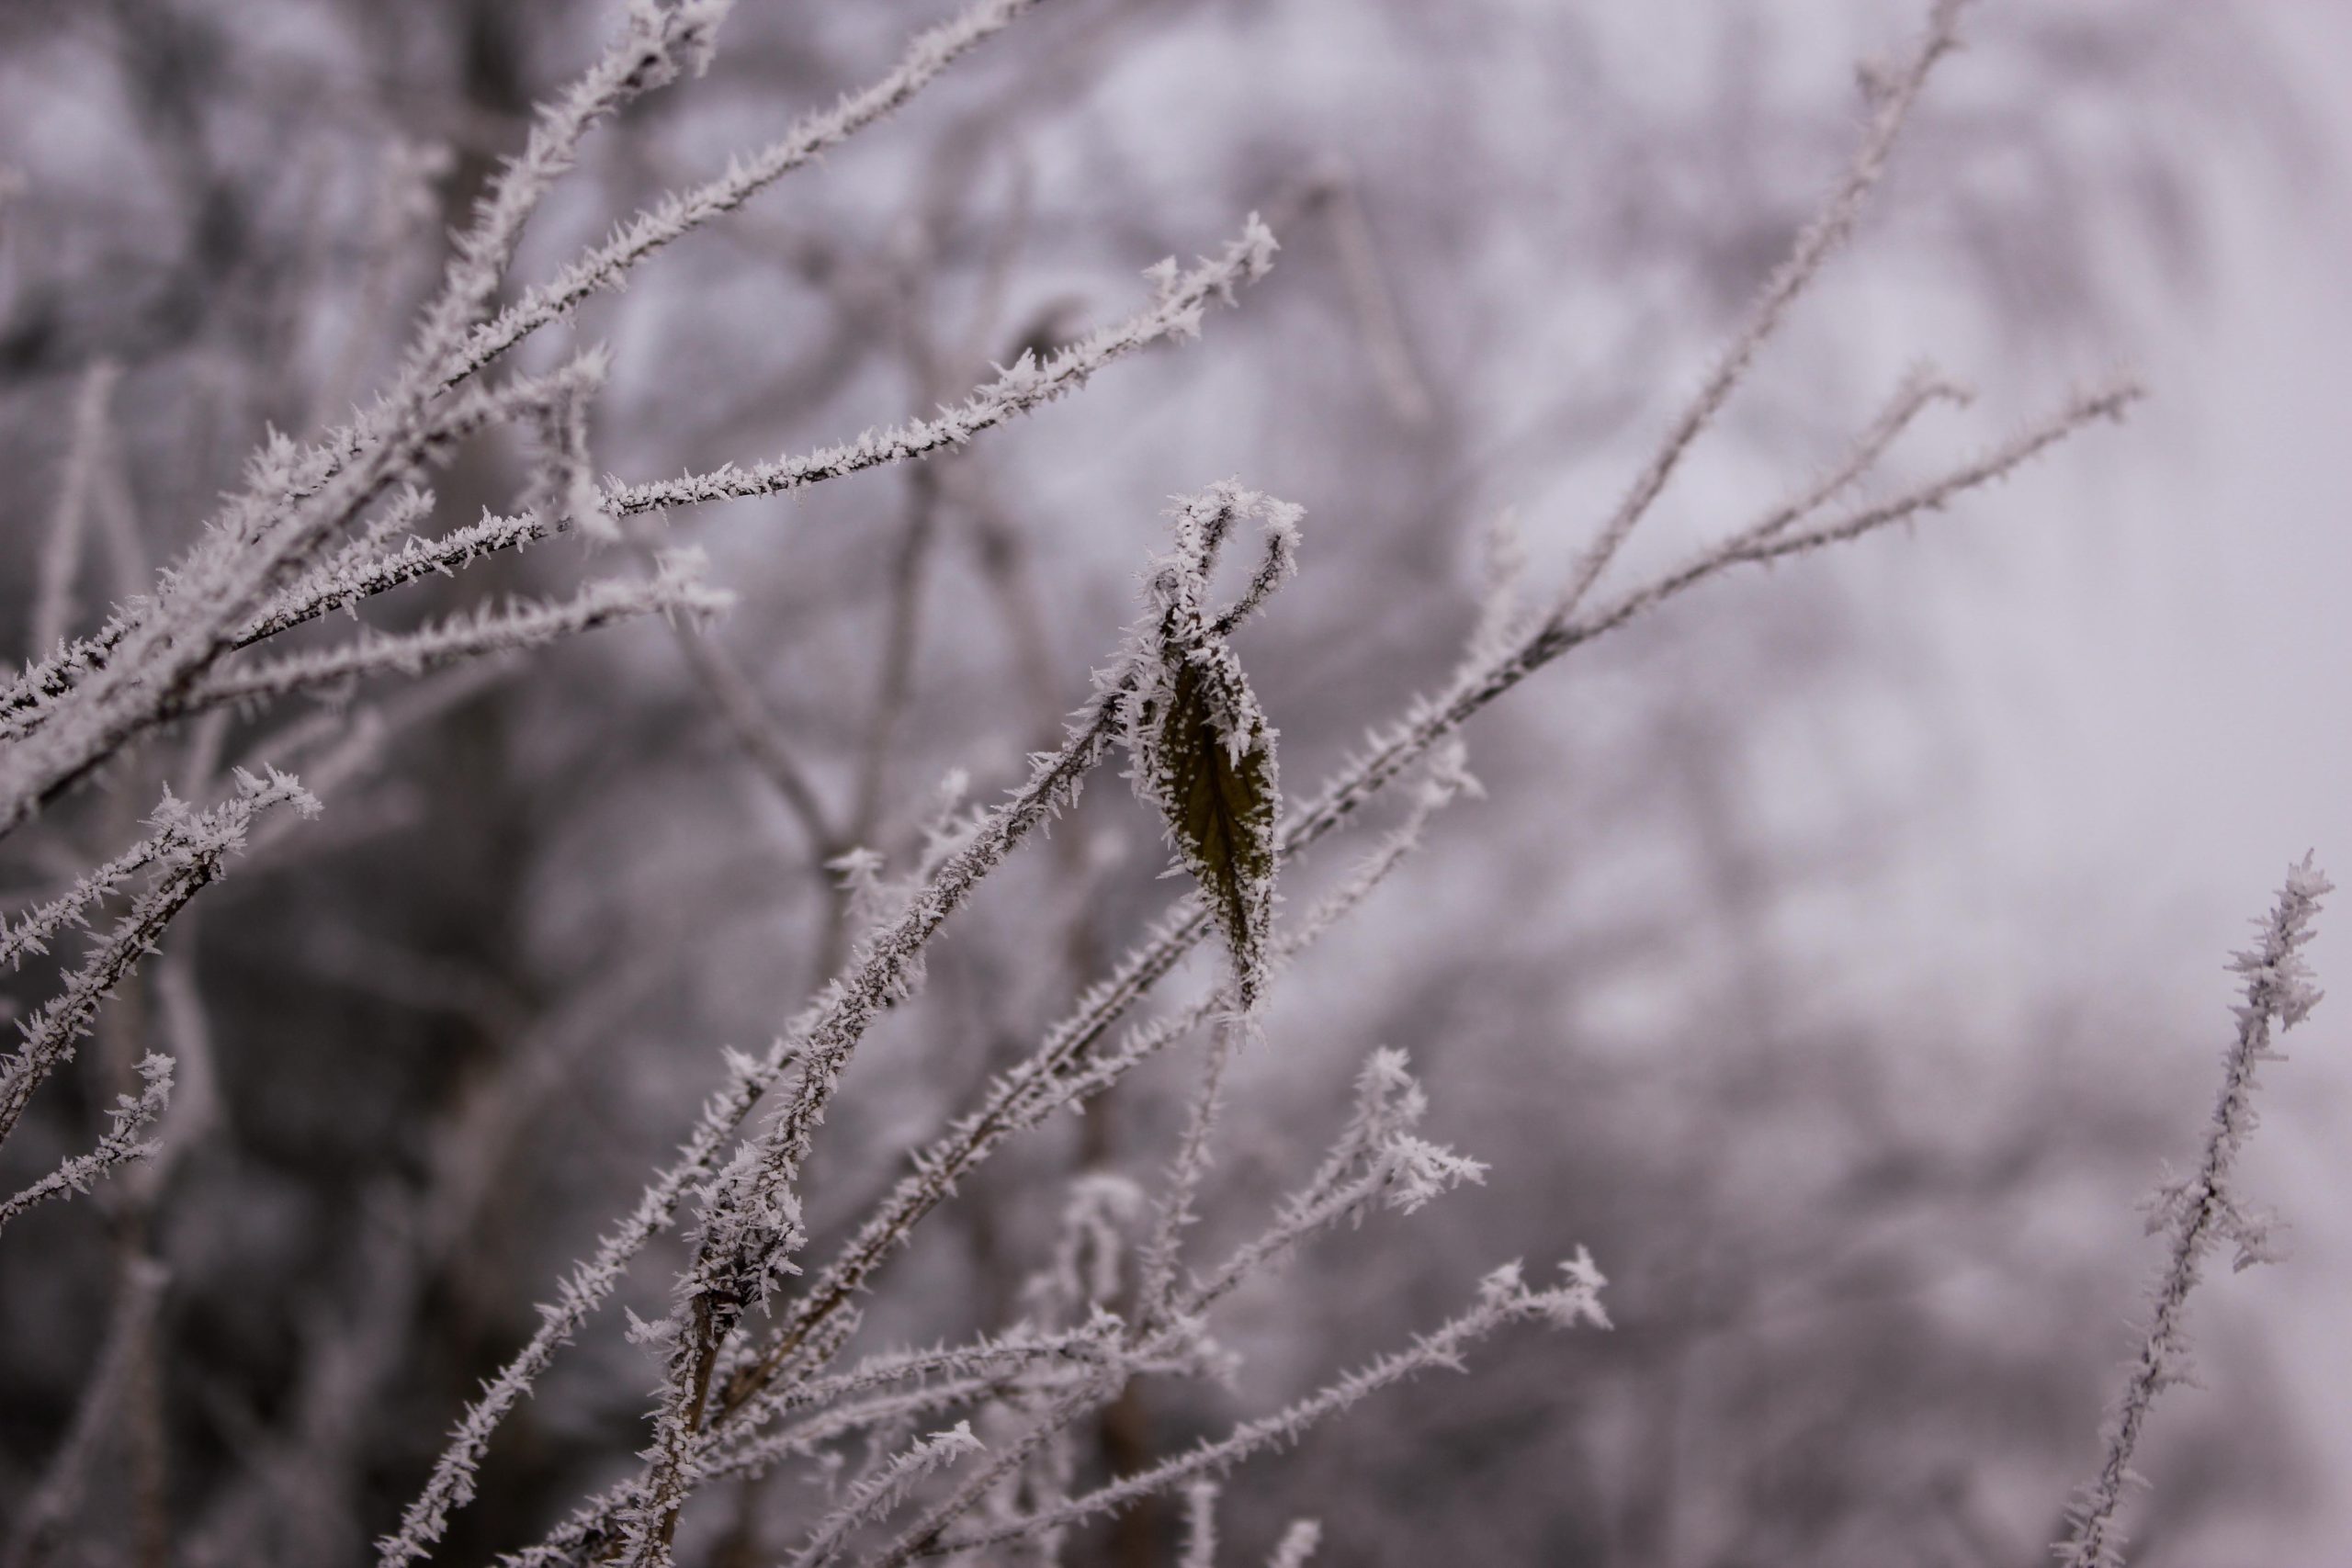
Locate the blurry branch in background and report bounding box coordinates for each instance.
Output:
[660,618,842,863]
[1,1256,170,1568]
[1258,163,1434,429]
[28,363,121,666]
[182,958,674,1568]
[2056,858,2332,1568]
[1164,1483,1319,1568]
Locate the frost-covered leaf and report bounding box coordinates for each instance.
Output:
[1120,485,1296,1013]
[1132,637,1277,1012]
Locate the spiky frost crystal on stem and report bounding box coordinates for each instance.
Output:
[2055,856,2331,1568]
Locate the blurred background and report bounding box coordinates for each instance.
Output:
[0,1,2345,1563]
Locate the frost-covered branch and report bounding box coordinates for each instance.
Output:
[492,765,1471,1565]
[1178,1480,1219,1568]
[848,1055,1510,1567]
[1544,379,2143,655]
[0,772,317,1153]
[377,1041,806,1567]
[614,686,1133,1563]
[33,0,1029,731]
[865,1364,1127,1567]
[503,1329,1075,1566]
[1257,375,2138,932]
[539,494,1307,1553]
[783,1422,981,1568]
[703,1337,1125,1491]
[2055,857,2331,1568]
[1181,1050,1489,1320]
[439,0,1043,396]
[1740,364,1973,548]
[202,223,1274,671]
[711,748,1474,1436]
[752,359,2113,1364]
[918,1258,1609,1560]
[180,557,729,722]
[231,507,554,653]
[416,611,1169,1563]
[0,0,718,831]
[1134,1016,1243,1327]
[0,1054,173,1235]
[228,489,447,649]
[28,362,120,664]
[3,810,230,974]
[0,618,128,740]
[1553,0,1969,622]
[401,0,732,389]
[1265,1520,1323,1568]
[2,62,626,740]
[610,221,1275,516]
[207,369,622,700]
[1713,380,2140,569]
[781,1326,1116,1417]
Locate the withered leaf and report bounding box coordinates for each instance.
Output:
[1134,642,1277,1012]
